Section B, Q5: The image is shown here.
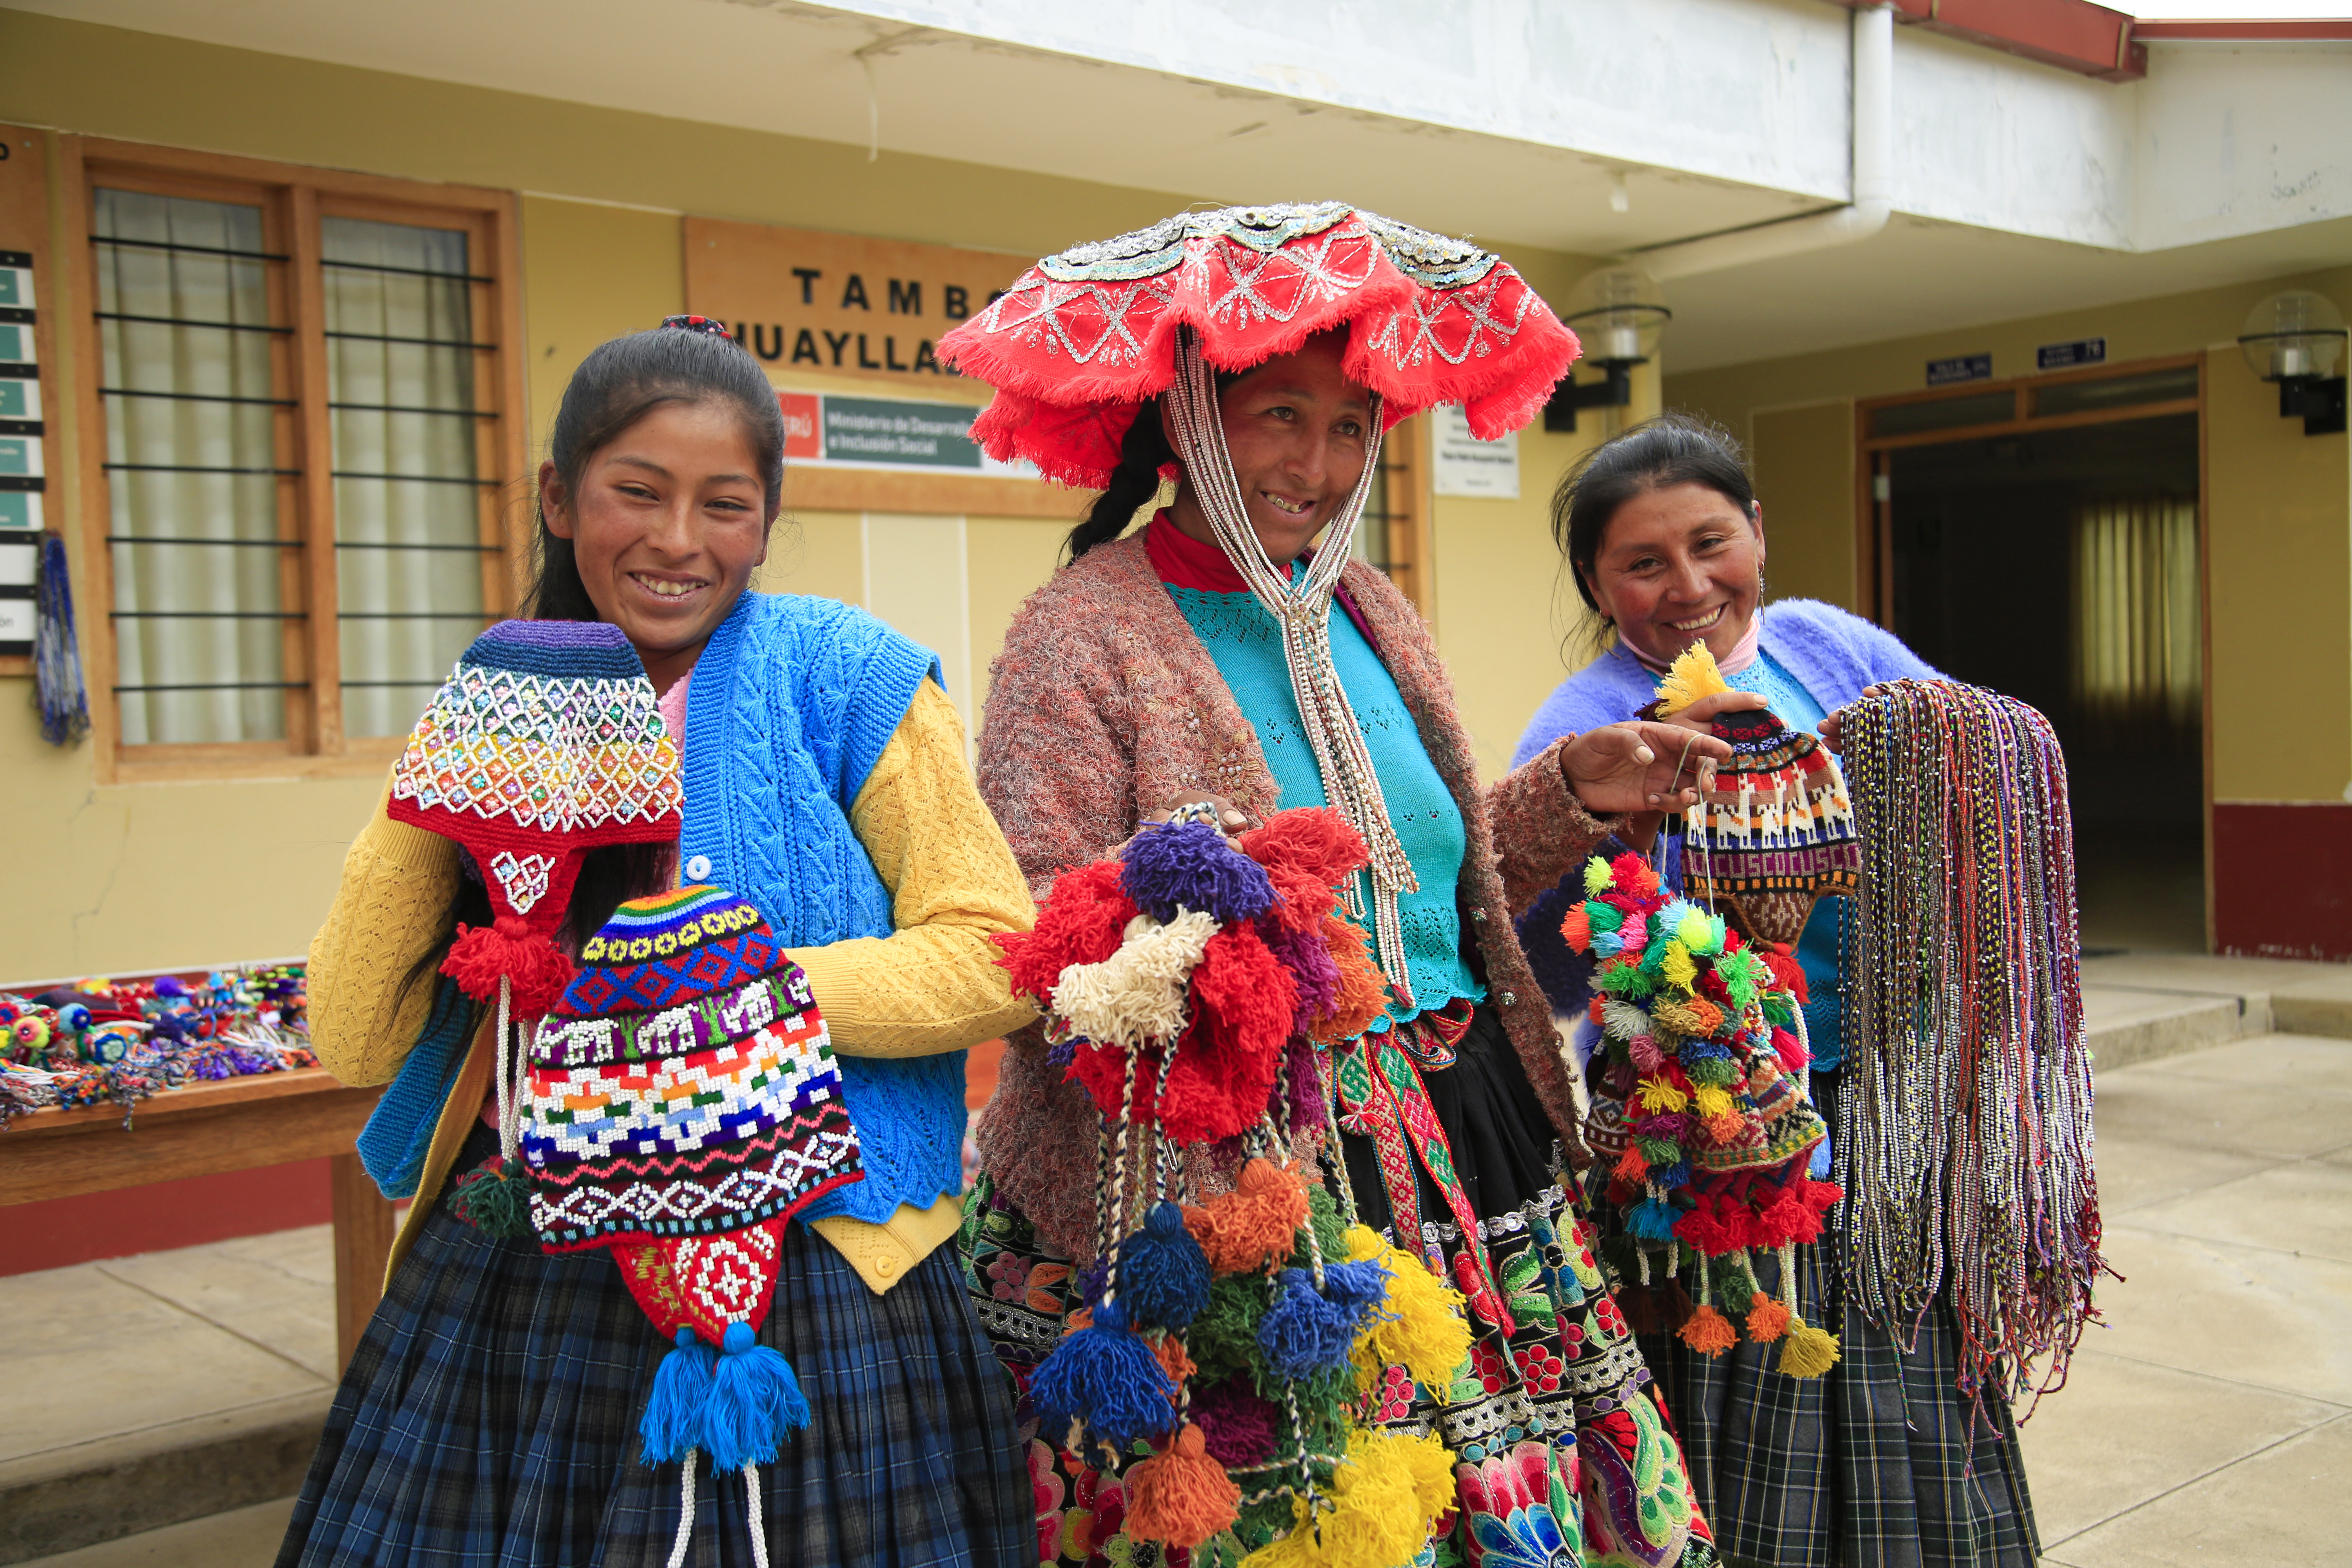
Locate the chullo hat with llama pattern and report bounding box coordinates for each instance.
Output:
[528,884,864,1564]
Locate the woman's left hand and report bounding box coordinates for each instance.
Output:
[1816,685,1884,755]
[1561,717,1737,817]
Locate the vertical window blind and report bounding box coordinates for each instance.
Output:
[321,217,488,738]
[87,167,510,762]
[2072,490,2201,750]
[97,190,297,746]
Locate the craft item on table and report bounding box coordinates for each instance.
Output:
[1836,679,2107,1410]
[996,806,1466,1563]
[1557,853,1844,1378]
[1657,642,1860,951]
[0,964,314,1128]
[388,620,681,1234]
[526,884,862,1568]
[942,204,1579,1021]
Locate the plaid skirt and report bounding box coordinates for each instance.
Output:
[279,1125,1029,1568]
[1631,1076,2041,1568]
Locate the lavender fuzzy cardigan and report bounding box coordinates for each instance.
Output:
[976,533,1620,1262]
[1512,598,1938,768]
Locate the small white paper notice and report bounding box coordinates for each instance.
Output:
[1431,405,1520,499]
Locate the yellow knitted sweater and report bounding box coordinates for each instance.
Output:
[307,680,1035,1292]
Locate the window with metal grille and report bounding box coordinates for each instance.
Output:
[1348,415,1430,612]
[73,143,521,778]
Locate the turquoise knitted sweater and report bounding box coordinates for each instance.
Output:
[1165,576,1483,1027]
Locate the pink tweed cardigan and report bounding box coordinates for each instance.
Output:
[974,532,1621,1261]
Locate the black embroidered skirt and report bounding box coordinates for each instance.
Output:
[1631,1071,2042,1568]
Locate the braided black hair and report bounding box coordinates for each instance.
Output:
[1064,403,1173,564]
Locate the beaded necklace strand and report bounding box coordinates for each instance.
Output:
[1837,679,2108,1408]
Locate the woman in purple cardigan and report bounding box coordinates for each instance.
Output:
[1513,413,2042,1567]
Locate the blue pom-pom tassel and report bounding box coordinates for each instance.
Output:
[1316,1257,1393,1323]
[1256,1269,1359,1379]
[1120,821,1276,924]
[1114,1201,1212,1331]
[1628,1196,1684,1241]
[1028,1300,1176,1454]
[700,1320,811,1470]
[639,1327,716,1466]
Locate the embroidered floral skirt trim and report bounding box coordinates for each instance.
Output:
[960,1007,1718,1568]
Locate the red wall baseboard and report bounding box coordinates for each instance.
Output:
[4,1158,331,1276]
[2214,801,2352,962]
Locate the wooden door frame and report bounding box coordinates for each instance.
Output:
[1852,350,2213,947]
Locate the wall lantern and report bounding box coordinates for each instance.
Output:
[1546,266,1670,432]
[2237,289,2346,436]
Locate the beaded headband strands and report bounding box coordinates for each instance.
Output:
[1162,325,1420,1008]
[661,314,735,339]
[1837,679,2108,1409]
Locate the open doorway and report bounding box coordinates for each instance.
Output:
[1864,361,2206,953]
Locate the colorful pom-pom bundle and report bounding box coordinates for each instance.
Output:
[996,808,1472,1559]
[0,965,312,1128]
[1561,851,1842,1376]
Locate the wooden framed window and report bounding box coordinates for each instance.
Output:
[60,139,524,782]
[1350,413,1434,614]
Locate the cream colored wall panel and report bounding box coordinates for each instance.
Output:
[1750,400,1858,612]
[861,511,971,731]
[967,514,1071,717]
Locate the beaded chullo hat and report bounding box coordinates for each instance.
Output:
[389,620,682,1229]
[528,885,862,1562]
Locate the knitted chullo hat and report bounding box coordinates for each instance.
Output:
[1657,641,1859,953]
[390,619,682,1232]
[529,885,863,1564]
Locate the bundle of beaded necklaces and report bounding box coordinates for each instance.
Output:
[1837,679,2109,1407]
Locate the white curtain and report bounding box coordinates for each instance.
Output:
[323,216,485,739]
[97,189,289,745]
[2072,491,2200,750]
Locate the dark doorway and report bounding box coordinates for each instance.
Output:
[1886,412,2203,951]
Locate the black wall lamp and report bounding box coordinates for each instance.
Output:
[2238,290,2345,436]
[1546,266,1670,432]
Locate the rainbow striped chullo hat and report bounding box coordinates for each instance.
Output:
[526,885,864,1487]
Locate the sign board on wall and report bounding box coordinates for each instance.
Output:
[777,391,1032,475]
[1430,405,1520,498]
[2038,337,2107,371]
[1926,353,1993,386]
[684,216,1031,392]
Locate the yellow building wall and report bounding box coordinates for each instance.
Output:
[0,9,1613,978]
[1430,357,1659,779]
[1665,265,2352,805]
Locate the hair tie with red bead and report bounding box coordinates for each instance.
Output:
[660,314,735,340]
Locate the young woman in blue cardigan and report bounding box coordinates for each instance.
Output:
[283,321,1035,1568]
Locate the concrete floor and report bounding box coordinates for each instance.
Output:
[7,1027,2350,1566]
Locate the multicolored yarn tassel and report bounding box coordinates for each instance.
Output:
[1557,848,1839,1377]
[997,807,1458,1559]
[1838,679,2108,1408]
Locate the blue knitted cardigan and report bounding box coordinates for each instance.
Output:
[359,592,953,1224]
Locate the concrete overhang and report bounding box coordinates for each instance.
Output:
[6,0,2350,370]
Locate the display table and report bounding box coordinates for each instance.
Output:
[0,1068,395,1370]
